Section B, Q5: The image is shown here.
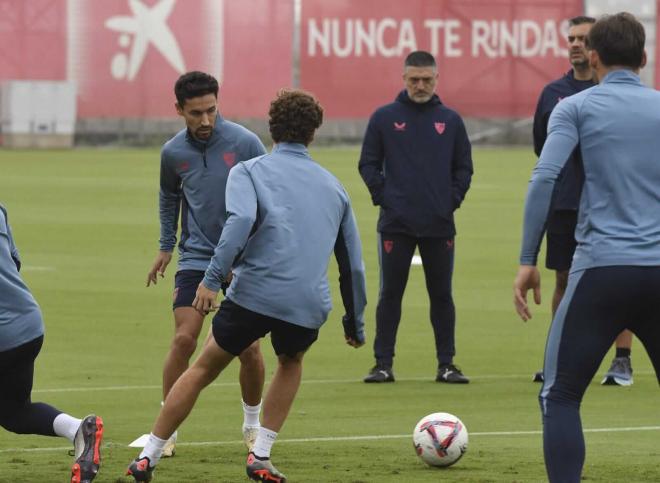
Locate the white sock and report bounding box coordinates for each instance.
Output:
[139,433,168,467]
[53,413,82,443]
[242,399,262,428]
[252,427,277,458]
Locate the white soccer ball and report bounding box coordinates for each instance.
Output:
[412,412,468,467]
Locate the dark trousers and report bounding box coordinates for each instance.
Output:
[540,266,660,483]
[0,336,61,436]
[373,232,456,368]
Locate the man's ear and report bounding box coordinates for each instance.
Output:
[175,102,184,116]
[641,50,647,69]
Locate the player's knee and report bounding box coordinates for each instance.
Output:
[0,411,26,434]
[171,332,197,358]
[238,341,263,367]
[277,352,304,366]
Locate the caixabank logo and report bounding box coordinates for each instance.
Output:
[67,0,224,117]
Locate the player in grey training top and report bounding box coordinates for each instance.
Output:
[128,89,366,483]
[0,205,104,482]
[145,71,267,455]
[514,13,660,483]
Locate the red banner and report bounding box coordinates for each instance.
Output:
[300,0,583,118]
[0,0,67,80]
[1,0,293,119]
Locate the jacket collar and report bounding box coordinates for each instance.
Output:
[272,142,309,157]
[601,69,642,85]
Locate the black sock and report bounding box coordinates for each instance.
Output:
[616,347,631,358]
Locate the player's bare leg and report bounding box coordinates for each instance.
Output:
[157,334,233,438]
[247,352,305,482]
[159,307,204,456]
[163,307,204,399]
[551,269,569,317]
[128,335,234,480]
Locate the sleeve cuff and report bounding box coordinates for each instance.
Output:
[202,275,223,293]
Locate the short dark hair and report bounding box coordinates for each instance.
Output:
[268,89,323,145]
[587,12,645,69]
[174,71,219,107]
[404,51,436,69]
[569,15,596,27]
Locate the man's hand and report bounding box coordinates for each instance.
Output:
[192,282,219,315]
[345,335,365,348]
[513,265,542,322]
[147,251,173,287]
[342,315,365,348]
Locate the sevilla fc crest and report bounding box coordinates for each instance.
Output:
[434,122,446,135]
[383,240,393,254]
[223,152,236,167]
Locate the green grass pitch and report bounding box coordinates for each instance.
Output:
[0,146,657,482]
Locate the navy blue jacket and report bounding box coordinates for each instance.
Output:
[358,90,473,238]
[533,70,595,211]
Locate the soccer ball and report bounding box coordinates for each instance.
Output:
[412,412,468,467]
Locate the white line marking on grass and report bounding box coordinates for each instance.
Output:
[177,425,660,446]
[21,265,55,272]
[1,426,658,454]
[32,371,657,394]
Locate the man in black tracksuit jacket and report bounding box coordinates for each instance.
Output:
[359,50,473,384]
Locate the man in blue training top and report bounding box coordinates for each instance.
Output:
[128,89,367,482]
[359,50,473,384]
[532,16,635,386]
[145,71,267,456]
[0,205,103,483]
[514,12,660,483]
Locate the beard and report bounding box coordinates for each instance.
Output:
[570,57,589,69]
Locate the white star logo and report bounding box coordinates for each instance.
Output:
[105,0,186,80]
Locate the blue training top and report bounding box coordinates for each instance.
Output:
[159,115,267,271]
[203,143,367,340]
[0,205,44,352]
[521,70,660,272]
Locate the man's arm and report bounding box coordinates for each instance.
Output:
[158,150,181,253]
[451,116,473,210]
[194,163,257,313]
[532,88,550,157]
[358,114,386,206]
[334,193,367,347]
[0,208,21,272]
[520,100,579,265]
[147,150,180,286]
[202,163,257,293]
[515,98,579,320]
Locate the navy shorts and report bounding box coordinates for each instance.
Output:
[173,270,205,309]
[546,210,578,271]
[212,298,319,357]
